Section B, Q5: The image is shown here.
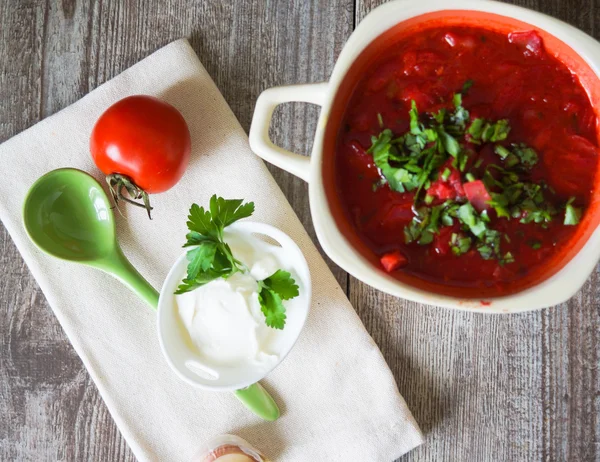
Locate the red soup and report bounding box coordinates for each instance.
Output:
[334,25,599,297]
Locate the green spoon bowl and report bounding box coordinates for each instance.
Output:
[23,168,159,307]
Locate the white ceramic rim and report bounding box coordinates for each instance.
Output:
[156,221,312,391]
[249,0,600,313]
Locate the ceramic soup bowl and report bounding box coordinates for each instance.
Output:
[249,0,600,313]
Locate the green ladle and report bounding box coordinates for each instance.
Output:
[22,168,279,421]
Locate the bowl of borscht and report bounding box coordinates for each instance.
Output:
[249,0,600,312]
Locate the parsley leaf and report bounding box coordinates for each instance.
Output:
[457,203,487,238]
[488,192,511,219]
[178,196,255,293]
[257,288,287,330]
[438,128,461,157]
[476,229,503,261]
[512,143,538,168]
[368,129,419,193]
[209,196,255,231]
[186,242,218,278]
[450,232,472,255]
[468,118,511,143]
[261,270,300,300]
[519,198,556,225]
[257,271,298,329]
[409,100,422,134]
[187,203,218,239]
[174,269,227,295]
[405,203,457,245]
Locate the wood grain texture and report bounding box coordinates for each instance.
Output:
[0,0,599,461]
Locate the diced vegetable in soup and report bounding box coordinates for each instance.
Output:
[334,26,599,297]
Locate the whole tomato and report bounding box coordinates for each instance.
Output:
[90,95,191,218]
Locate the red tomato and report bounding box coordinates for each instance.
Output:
[432,225,456,256]
[508,31,545,58]
[90,95,191,196]
[380,250,408,272]
[464,180,492,212]
[426,161,465,202]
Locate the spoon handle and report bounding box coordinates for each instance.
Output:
[234,383,280,421]
[97,247,160,309]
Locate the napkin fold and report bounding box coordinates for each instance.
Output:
[0,39,423,461]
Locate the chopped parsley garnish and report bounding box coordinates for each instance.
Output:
[368,97,467,197]
[564,197,582,225]
[457,203,487,238]
[364,88,585,267]
[467,118,511,143]
[441,168,451,181]
[494,143,538,168]
[528,240,542,250]
[451,233,472,255]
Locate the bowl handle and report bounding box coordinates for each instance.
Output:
[249,82,328,182]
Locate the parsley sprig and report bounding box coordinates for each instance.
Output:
[175,195,299,329]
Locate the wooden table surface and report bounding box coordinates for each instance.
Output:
[1,1,599,461]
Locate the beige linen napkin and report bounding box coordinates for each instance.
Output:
[0,39,423,461]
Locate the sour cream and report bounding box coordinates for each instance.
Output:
[175,230,301,372]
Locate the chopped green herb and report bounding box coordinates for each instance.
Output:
[368,129,419,193]
[458,203,487,238]
[512,143,538,168]
[488,192,511,219]
[451,233,472,255]
[438,128,461,157]
[409,100,421,135]
[440,201,460,227]
[366,87,584,268]
[468,118,511,143]
[502,252,515,265]
[520,198,556,225]
[476,229,503,260]
[505,153,520,168]
[528,240,542,250]
[564,197,582,225]
[494,145,511,160]
[372,178,387,192]
[453,93,462,108]
[462,80,474,92]
[467,118,485,140]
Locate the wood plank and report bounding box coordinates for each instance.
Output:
[0,0,352,460]
[0,2,118,461]
[352,1,600,461]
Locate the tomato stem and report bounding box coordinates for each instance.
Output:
[106,173,153,219]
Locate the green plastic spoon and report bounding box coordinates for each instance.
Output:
[22,168,279,421]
